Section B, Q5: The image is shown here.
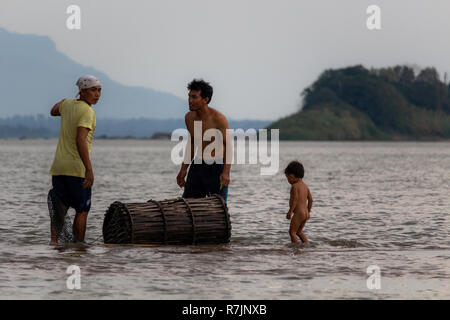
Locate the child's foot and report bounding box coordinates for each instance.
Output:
[297,233,309,243]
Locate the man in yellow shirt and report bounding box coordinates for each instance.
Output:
[48,75,101,245]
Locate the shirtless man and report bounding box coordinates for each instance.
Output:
[284,161,313,243]
[176,79,231,201]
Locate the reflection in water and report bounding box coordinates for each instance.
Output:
[0,140,449,299]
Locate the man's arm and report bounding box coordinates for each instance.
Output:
[50,99,66,116]
[218,114,231,187]
[287,186,298,219]
[177,113,194,188]
[76,126,94,188]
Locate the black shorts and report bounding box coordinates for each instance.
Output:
[182,161,228,201]
[51,175,92,213]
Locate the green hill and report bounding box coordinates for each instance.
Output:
[268,65,450,140]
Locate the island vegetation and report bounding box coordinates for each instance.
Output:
[268,65,450,140]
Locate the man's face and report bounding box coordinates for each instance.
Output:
[81,86,102,105]
[188,90,208,111]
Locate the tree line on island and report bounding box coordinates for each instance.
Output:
[268,65,450,140]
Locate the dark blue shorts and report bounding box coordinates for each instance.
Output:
[182,161,228,201]
[51,175,92,213]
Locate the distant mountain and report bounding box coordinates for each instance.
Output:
[0,114,271,138]
[0,27,186,119]
[268,65,450,140]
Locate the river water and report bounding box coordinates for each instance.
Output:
[0,139,448,299]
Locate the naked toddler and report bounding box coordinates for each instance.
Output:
[284,161,313,243]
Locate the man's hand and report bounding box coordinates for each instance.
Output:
[220,172,230,188]
[50,99,66,116]
[177,169,187,188]
[286,212,292,220]
[83,169,94,188]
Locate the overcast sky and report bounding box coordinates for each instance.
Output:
[1,0,450,120]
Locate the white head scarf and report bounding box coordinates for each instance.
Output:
[76,75,101,89]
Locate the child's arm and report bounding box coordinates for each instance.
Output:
[307,187,313,219]
[286,185,298,219]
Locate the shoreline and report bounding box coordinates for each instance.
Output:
[1,137,450,143]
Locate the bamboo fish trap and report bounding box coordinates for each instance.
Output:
[102,195,231,245]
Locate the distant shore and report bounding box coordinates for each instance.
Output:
[2,136,449,142]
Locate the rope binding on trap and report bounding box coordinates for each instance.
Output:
[147,199,168,244]
[179,197,197,244]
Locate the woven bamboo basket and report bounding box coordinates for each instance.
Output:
[102,195,231,245]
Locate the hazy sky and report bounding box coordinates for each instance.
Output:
[1,0,450,120]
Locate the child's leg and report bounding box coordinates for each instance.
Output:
[289,215,302,243]
[296,220,309,243]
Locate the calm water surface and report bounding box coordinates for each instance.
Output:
[0,139,448,299]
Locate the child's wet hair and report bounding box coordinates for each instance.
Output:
[284,161,304,178]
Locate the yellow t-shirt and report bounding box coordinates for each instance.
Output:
[49,99,96,178]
